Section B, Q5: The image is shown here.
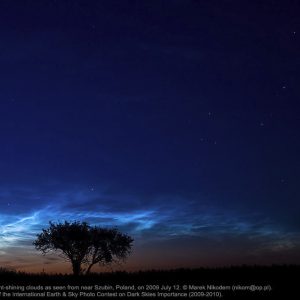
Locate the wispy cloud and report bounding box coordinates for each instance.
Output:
[0,187,299,271]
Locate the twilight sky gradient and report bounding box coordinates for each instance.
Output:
[0,0,300,273]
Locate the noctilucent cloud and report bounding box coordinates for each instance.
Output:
[0,1,299,273]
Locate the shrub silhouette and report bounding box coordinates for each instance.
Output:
[33,221,133,275]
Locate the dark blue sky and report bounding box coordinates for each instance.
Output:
[0,0,299,272]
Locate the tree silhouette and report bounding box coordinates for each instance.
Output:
[33,221,133,275]
[86,227,133,274]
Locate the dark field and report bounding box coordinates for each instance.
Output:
[0,265,298,299]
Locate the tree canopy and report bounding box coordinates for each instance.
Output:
[34,221,133,275]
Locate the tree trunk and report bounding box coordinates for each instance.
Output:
[85,263,95,275]
[72,261,82,276]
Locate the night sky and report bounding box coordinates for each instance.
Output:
[0,0,299,273]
